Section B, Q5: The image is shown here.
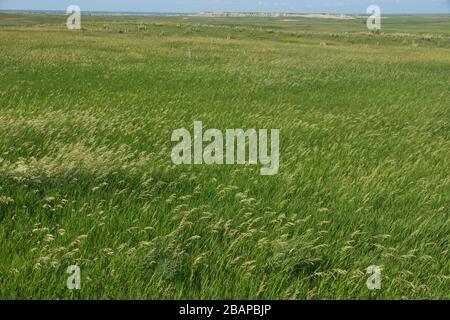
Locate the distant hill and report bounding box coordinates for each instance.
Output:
[198,12,356,19]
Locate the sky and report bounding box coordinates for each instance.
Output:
[0,0,449,14]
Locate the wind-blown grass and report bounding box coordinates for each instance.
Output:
[0,13,449,299]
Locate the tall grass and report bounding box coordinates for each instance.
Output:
[0,13,449,299]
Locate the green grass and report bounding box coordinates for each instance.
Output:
[0,12,449,300]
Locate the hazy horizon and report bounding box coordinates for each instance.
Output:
[0,0,449,15]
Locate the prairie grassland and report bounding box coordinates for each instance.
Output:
[0,13,449,299]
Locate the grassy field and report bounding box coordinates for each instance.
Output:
[0,12,449,300]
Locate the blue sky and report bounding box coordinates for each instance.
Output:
[0,0,449,14]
